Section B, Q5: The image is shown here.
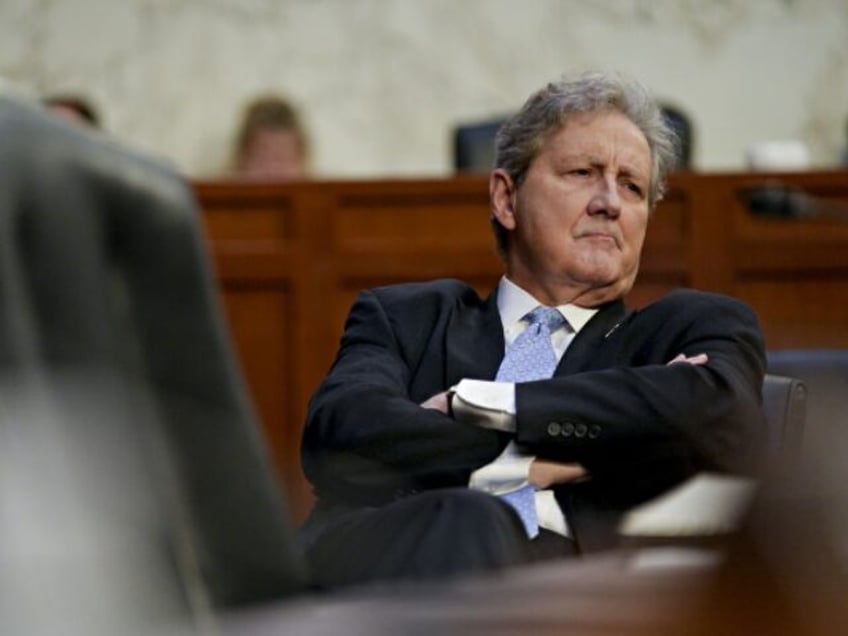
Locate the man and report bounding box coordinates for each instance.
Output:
[299,72,766,588]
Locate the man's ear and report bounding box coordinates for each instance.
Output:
[490,169,518,231]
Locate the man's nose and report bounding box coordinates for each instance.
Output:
[587,176,621,218]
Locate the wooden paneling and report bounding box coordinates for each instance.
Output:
[219,287,296,480]
[734,278,848,349]
[195,170,848,521]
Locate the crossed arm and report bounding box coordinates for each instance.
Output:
[421,353,710,488]
[303,288,765,500]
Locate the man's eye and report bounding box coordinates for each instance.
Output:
[625,182,644,197]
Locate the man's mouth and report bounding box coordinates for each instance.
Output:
[577,231,618,246]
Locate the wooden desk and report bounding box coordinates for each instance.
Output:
[195,170,848,520]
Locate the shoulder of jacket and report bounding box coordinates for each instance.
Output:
[643,289,756,319]
[369,278,481,303]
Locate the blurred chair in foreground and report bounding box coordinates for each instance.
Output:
[0,95,307,633]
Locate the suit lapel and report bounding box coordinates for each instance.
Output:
[445,290,628,381]
[445,289,504,384]
[556,299,628,375]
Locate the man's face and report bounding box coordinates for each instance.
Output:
[238,129,307,180]
[490,109,652,306]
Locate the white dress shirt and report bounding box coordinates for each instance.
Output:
[464,276,597,536]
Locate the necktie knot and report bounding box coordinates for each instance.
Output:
[526,306,565,333]
[495,306,565,384]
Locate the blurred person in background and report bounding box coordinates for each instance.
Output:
[44,93,101,128]
[231,94,309,180]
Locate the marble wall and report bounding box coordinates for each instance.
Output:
[2,0,846,178]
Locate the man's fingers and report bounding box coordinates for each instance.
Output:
[529,459,588,488]
[667,352,709,366]
[420,391,450,413]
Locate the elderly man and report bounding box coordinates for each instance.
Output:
[299,72,765,588]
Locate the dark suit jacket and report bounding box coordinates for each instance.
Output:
[301,279,766,552]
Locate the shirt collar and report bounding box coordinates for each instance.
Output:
[497,276,598,334]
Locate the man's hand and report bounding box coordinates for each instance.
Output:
[667,352,708,366]
[529,459,588,488]
[420,390,452,414]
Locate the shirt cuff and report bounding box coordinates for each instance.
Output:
[451,378,517,432]
[468,452,534,494]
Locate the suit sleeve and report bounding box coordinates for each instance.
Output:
[515,292,767,475]
[302,289,505,502]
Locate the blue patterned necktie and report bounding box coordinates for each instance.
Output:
[496,307,566,383]
[495,306,566,538]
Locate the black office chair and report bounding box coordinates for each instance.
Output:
[761,373,807,462]
[660,104,693,170]
[767,350,848,432]
[452,116,508,174]
[0,95,307,624]
[767,349,848,484]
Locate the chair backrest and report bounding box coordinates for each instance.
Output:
[659,104,693,170]
[452,117,508,173]
[761,373,807,461]
[767,350,848,427]
[767,349,848,483]
[0,96,308,616]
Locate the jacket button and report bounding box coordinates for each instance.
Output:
[547,422,562,436]
[574,423,588,438]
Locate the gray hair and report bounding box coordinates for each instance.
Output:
[492,72,677,255]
